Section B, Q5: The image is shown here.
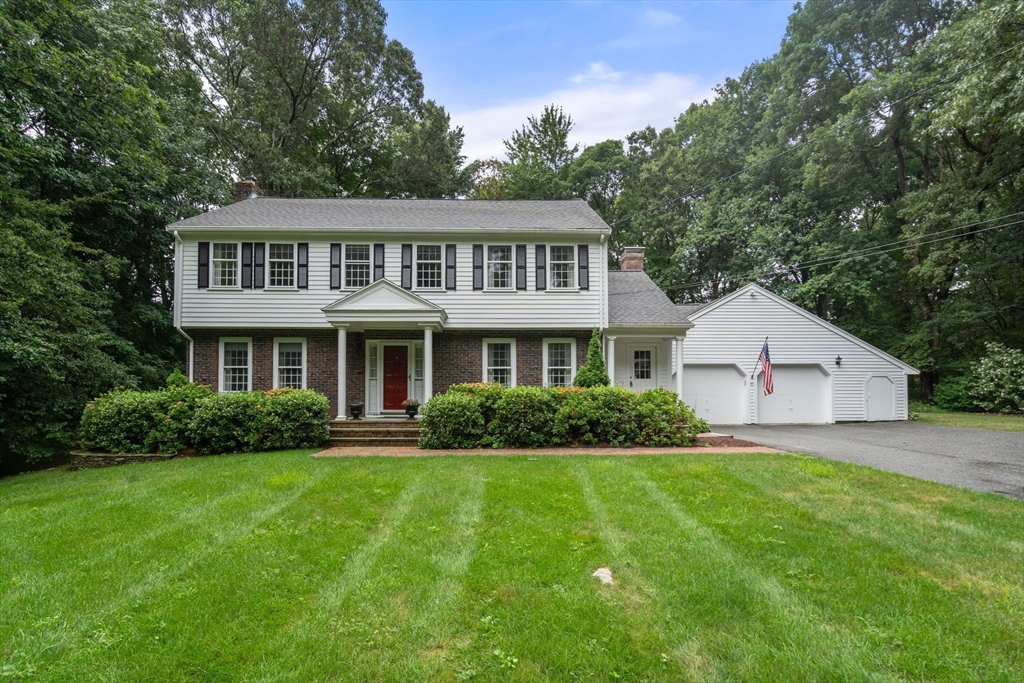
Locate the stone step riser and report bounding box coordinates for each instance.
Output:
[329,440,420,447]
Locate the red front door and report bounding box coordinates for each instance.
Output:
[383,345,408,410]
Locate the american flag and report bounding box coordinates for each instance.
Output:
[758,340,774,395]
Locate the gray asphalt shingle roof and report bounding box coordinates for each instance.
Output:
[608,271,694,327]
[167,198,610,231]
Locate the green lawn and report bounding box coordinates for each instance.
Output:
[1,452,1022,682]
[910,405,1024,432]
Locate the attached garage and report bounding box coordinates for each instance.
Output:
[678,283,918,425]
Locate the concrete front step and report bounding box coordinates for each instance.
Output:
[328,437,421,447]
[328,419,422,447]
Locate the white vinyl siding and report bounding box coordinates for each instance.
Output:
[180,238,603,329]
[219,337,251,392]
[483,338,515,386]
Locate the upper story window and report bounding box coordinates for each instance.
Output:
[487,245,513,289]
[416,245,443,289]
[268,243,295,288]
[549,246,576,289]
[346,244,371,288]
[212,243,238,288]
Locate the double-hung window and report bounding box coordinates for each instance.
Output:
[549,246,576,289]
[212,243,239,288]
[487,246,513,289]
[543,339,577,387]
[220,338,251,392]
[483,339,515,386]
[274,338,305,389]
[416,245,443,289]
[345,244,371,288]
[268,243,295,287]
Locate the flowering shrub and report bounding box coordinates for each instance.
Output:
[400,398,420,407]
[971,342,1024,413]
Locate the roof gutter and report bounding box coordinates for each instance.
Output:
[165,225,613,235]
[172,230,194,381]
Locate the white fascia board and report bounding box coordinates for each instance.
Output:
[604,324,693,337]
[166,225,612,237]
[690,283,919,375]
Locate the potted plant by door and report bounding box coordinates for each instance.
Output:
[401,398,420,419]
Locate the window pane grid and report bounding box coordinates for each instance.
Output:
[416,245,442,289]
[550,246,575,289]
[268,243,294,287]
[277,342,303,389]
[634,350,652,379]
[345,244,371,288]
[487,246,512,289]
[486,342,512,386]
[223,341,248,392]
[547,342,572,387]
[212,243,238,287]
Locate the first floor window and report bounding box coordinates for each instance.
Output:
[487,245,512,289]
[268,243,295,287]
[416,245,443,289]
[484,339,515,386]
[221,339,250,392]
[346,244,371,288]
[212,243,238,287]
[545,340,576,387]
[549,245,575,289]
[275,339,305,389]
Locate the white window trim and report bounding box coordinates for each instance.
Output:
[484,244,515,291]
[218,337,252,393]
[266,242,298,290]
[546,244,578,291]
[273,337,307,389]
[210,241,242,290]
[482,338,516,386]
[542,338,577,388]
[343,242,372,290]
[414,243,445,291]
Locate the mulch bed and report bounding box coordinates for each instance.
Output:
[696,435,764,448]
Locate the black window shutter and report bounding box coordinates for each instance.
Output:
[535,245,546,291]
[472,244,483,290]
[330,243,341,289]
[253,242,265,289]
[241,242,253,288]
[401,243,413,289]
[515,244,527,290]
[198,242,210,288]
[373,243,385,281]
[578,244,589,290]
[297,243,308,289]
[445,244,457,290]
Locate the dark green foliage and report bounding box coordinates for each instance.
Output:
[188,389,329,455]
[931,376,979,413]
[488,386,556,448]
[80,382,213,454]
[573,329,610,388]
[420,385,700,449]
[418,392,486,449]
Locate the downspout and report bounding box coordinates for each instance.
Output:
[173,231,194,382]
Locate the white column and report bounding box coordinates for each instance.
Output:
[606,336,616,387]
[423,326,434,403]
[675,336,685,397]
[337,326,347,419]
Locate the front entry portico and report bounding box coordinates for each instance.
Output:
[322,279,446,418]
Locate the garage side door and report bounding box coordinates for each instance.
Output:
[757,365,828,424]
[682,365,746,425]
[865,376,896,421]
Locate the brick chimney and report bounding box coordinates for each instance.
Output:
[233,178,260,203]
[620,246,646,271]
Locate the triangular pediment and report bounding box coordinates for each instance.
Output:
[322,278,444,313]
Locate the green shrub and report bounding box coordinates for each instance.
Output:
[634,388,690,446]
[446,382,504,426]
[971,342,1024,413]
[574,328,610,388]
[489,386,556,447]
[932,375,979,412]
[419,392,486,449]
[80,382,212,454]
[187,389,329,455]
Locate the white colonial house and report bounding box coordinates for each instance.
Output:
[168,185,916,424]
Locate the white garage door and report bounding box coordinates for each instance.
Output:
[682,365,747,425]
[865,376,896,421]
[757,365,829,424]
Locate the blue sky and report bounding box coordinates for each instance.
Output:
[381,0,795,161]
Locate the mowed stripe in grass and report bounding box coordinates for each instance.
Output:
[0,451,1022,682]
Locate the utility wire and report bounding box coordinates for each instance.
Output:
[609,44,1022,229]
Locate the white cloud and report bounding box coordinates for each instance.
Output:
[453,72,713,161]
[570,61,624,84]
[643,9,682,27]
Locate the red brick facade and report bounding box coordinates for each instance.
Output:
[186,328,592,416]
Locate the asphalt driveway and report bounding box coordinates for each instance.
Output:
[723,422,1024,499]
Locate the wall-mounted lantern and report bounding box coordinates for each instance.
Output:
[835,356,842,367]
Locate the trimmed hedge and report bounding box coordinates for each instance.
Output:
[81,382,330,455]
[419,383,704,449]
